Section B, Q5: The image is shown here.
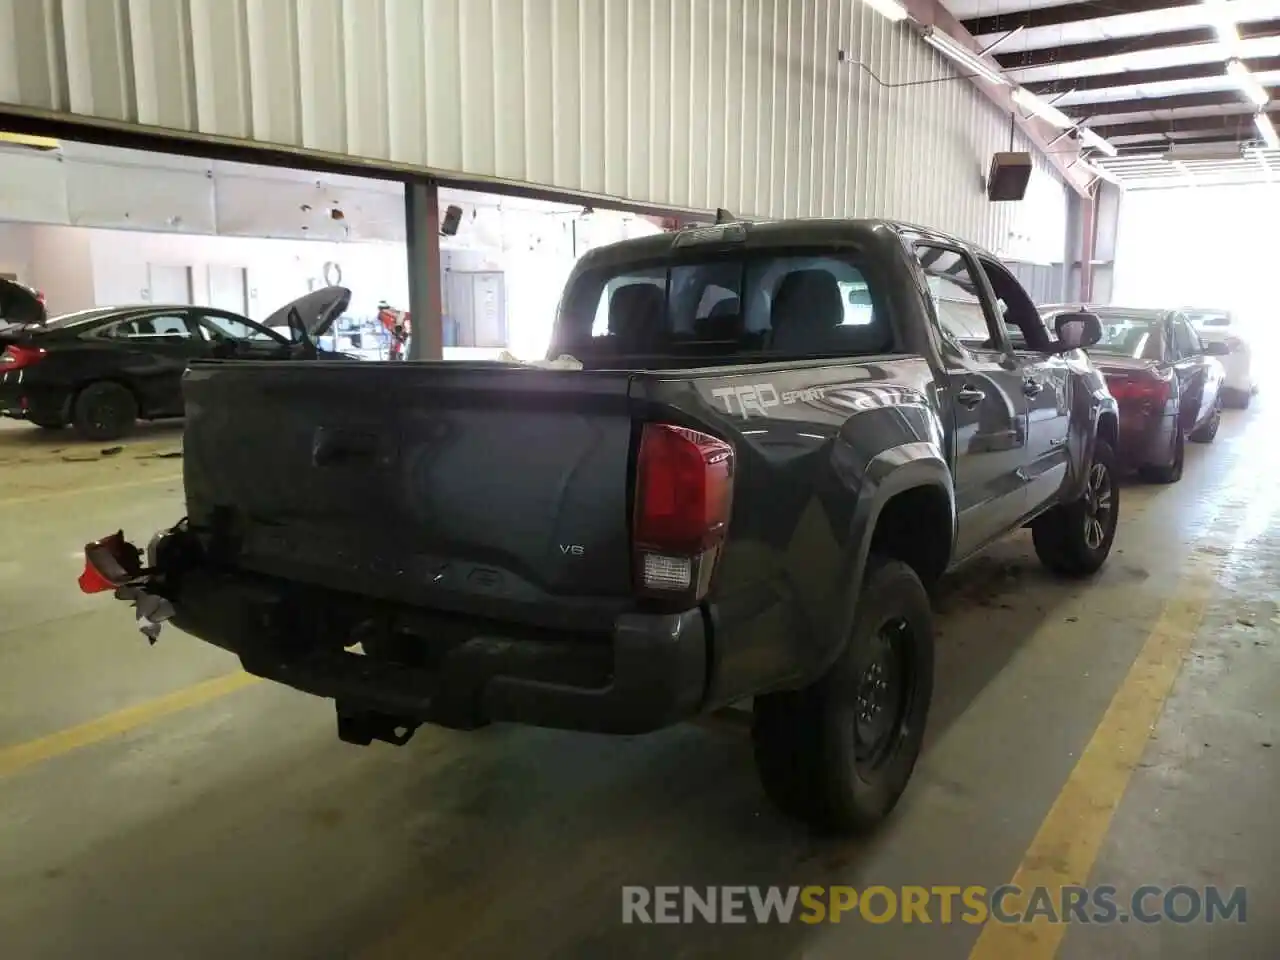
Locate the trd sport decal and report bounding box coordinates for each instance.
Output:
[710,383,826,418]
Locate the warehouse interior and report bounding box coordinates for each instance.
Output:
[1,0,1279,958]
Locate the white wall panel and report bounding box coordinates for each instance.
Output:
[0,0,1068,252]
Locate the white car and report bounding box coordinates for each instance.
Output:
[1183,307,1255,408]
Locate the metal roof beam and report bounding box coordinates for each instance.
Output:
[1027,54,1280,96]
[995,20,1280,70]
[1066,88,1280,119]
[1093,108,1280,139]
[963,0,1198,36]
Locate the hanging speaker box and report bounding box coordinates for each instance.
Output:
[987,152,1032,202]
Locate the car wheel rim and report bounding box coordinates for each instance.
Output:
[1084,461,1112,550]
[854,618,913,774]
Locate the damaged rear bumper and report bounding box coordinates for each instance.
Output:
[100,531,711,739]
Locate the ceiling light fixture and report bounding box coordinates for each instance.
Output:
[1227,58,1271,106]
[1078,127,1119,157]
[920,26,1010,87]
[1256,112,1280,149]
[1012,87,1075,129]
[860,0,909,21]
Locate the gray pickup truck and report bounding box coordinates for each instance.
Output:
[83,218,1119,834]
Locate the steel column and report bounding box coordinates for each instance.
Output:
[404,179,443,361]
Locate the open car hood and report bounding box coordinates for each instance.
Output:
[261,286,351,338]
[0,277,47,327]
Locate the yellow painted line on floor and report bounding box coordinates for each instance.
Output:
[0,672,260,780]
[0,472,182,508]
[966,560,1221,960]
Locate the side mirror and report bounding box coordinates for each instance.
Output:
[1203,340,1230,357]
[1053,310,1102,353]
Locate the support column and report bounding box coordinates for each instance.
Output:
[405,179,444,360]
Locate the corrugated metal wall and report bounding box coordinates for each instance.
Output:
[0,0,1067,253]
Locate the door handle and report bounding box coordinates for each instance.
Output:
[1022,378,1044,397]
[956,385,985,408]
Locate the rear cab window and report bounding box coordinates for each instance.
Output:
[558,246,895,366]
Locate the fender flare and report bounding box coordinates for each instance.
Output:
[804,442,955,685]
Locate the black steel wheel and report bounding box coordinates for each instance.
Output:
[752,556,934,835]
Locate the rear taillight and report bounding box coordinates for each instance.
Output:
[0,344,45,371]
[1108,374,1171,406]
[633,423,734,600]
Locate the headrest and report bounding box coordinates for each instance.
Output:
[770,270,844,352]
[607,283,665,353]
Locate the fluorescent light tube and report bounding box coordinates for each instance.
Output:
[920,26,1009,87]
[1227,59,1271,107]
[1256,112,1280,149]
[1012,87,1075,130]
[861,0,909,21]
[1079,127,1118,157]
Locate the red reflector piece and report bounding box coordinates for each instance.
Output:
[78,561,117,594]
[78,531,142,593]
[634,424,734,556]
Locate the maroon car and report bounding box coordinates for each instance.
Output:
[1042,305,1228,483]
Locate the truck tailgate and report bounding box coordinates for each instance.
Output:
[181,361,638,626]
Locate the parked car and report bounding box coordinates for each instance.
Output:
[82,219,1119,835]
[1183,306,1255,408]
[1042,304,1226,484]
[0,287,351,441]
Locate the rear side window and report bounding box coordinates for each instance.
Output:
[96,314,193,340]
[564,251,892,363]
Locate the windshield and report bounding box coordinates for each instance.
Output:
[1087,315,1164,360]
[554,249,894,365]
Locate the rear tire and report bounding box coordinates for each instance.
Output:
[751,556,934,835]
[72,382,138,442]
[1190,400,1221,443]
[1140,424,1183,484]
[1032,439,1120,578]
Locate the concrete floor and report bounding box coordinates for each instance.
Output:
[0,406,1274,959]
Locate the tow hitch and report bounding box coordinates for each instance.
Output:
[336,702,420,746]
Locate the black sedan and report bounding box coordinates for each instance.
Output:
[0,286,351,441]
[1042,304,1228,483]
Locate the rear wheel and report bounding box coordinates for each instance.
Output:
[751,556,934,835]
[1190,399,1221,443]
[1033,439,1119,577]
[72,382,137,442]
[1140,423,1183,484]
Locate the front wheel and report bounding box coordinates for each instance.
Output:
[752,556,934,835]
[1032,439,1120,578]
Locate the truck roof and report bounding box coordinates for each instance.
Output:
[577,218,995,269]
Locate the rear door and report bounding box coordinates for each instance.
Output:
[91,310,206,416]
[914,243,1029,560]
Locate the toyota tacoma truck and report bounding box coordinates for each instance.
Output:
[81,219,1118,835]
